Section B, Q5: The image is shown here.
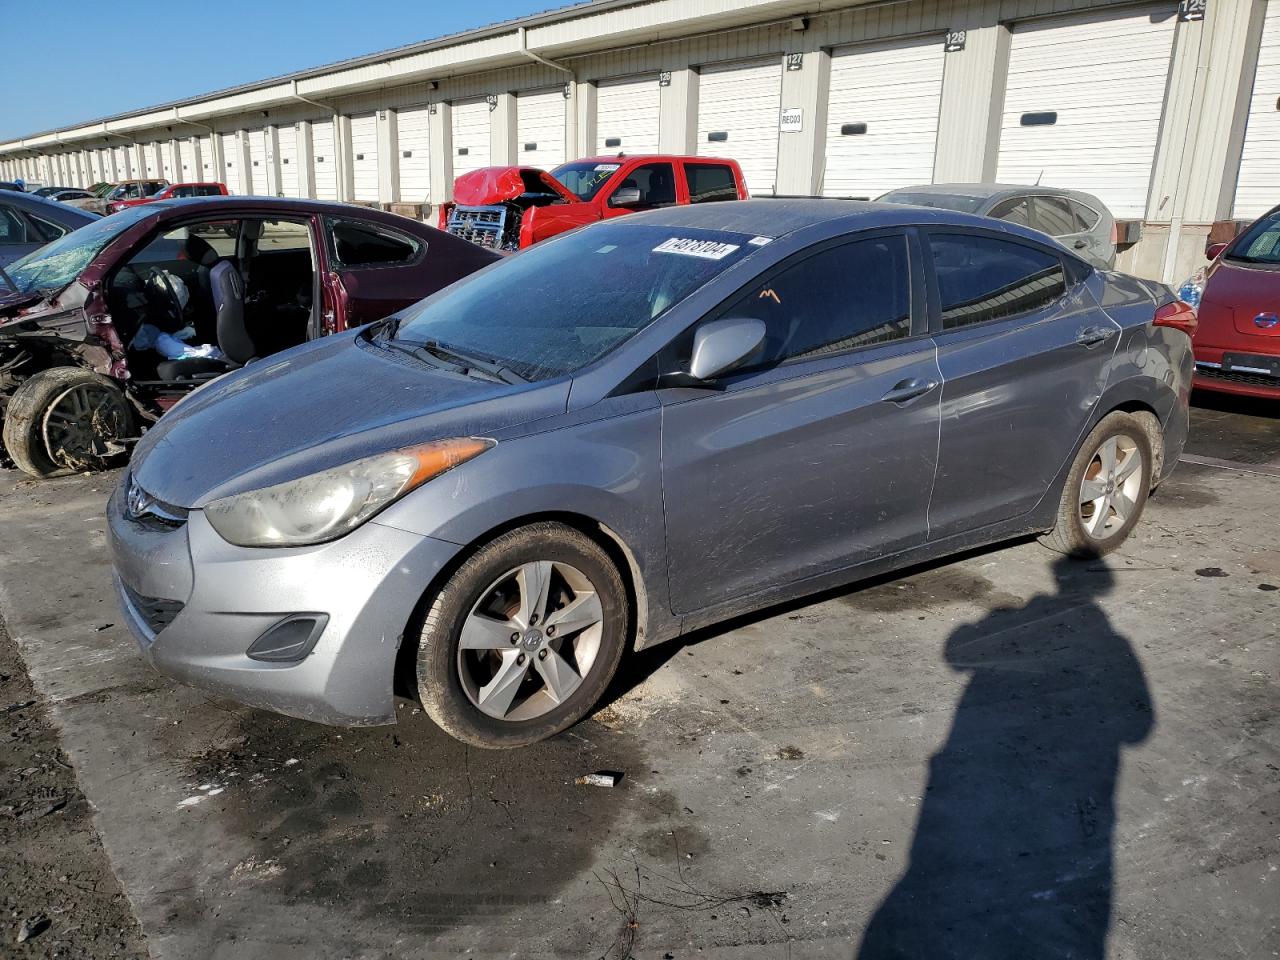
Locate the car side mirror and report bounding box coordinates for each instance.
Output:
[688,317,766,381]
[1205,242,1227,261]
[608,187,642,208]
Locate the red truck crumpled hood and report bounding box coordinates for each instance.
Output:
[452,166,579,205]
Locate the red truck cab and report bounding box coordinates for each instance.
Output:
[439,155,748,251]
[108,181,228,214]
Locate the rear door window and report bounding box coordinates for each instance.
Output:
[721,234,913,370]
[684,164,738,204]
[928,233,1066,330]
[1031,196,1077,237]
[988,197,1031,227]
[0,207,30,244]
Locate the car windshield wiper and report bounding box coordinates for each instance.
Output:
[418,340,527,384]
[371,315,402,341]
[0,264,17,294]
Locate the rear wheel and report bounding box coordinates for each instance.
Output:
[2,367,133,478]
[1040,411,1153,559]
[416,522,628,748]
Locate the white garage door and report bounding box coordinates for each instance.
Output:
[1235,2,1280,219]
[221,133,243,193]
[397,105,432,203]
[452,99,491,179]
[697,59,782,196]
[179,138,198,181]
[163,141,179,181]
[997,5,1178,220]
[596,76,660,155]
[113,146,132,180]
[350,113,379,202]
[312,120,337,200]
[823,36,946,199]
[517,88,566,170]
[248,129,269,194]
[197,135,214,180]
[277,125,299,197]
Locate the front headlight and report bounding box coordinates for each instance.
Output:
[1175,268,1205,309]
[204,437,494,547]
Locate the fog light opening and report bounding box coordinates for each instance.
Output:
[246,614,328,663]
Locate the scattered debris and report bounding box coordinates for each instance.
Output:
[1195,567,1229,578]
[576,771,624,788]
[16,915,49,943]
[94,623,113,632]
[18,796,67,821]
[776,745,805,760]
[1259,583,1278,592]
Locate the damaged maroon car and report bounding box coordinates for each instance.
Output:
[0,196,497,478]
[439,154,749,251]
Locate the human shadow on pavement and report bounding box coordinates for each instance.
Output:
[858,556,1155,960]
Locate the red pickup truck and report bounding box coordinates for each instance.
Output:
[107,181,228,214]
[439,154,749,251]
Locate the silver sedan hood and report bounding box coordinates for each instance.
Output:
[132,332,570,507]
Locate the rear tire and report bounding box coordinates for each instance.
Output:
[2,367,133,478]
[416,522,629,749]
[1040,411,1153,559]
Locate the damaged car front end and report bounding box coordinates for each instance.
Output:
[441,166,582,251]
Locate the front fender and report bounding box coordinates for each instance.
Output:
[372,396,676,646]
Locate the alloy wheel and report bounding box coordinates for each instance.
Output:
[457,560,605,721]
[41,383,130,470]
[1078,435,1144,540]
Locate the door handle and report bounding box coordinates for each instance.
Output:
[881,378,939,404]
[1072,239,1088,249]
[1075,325,1116,347]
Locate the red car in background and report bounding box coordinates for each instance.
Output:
[439,154,749,251]
[1182,205,1280,400]
[0,196,498,477]
[107,182,228,215]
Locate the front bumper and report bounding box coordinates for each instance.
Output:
[106,479,462,726]
[1193,345,1280,399]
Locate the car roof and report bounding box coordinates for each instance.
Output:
[568,154,736,165]
[616,198,1012,239]
[0,189,100,224]
[129,195,445,234]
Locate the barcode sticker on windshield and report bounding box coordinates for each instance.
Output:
[653,238,740,260]
[749,236,773,246]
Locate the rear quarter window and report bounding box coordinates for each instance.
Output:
[329,219,422,266]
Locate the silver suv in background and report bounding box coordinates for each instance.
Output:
[879,184,1118,270]
[108,201,1192,749]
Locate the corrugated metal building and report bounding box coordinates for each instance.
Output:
[1,0,1275,283]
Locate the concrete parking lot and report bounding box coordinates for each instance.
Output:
[0,398,1276,960]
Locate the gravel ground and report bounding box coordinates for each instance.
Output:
[0,617,146,960]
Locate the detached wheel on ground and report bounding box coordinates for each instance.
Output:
[1041,411,1154,559]
[2,367,133,478]
[416,521,629,748]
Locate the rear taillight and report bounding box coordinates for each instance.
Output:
[1153,300,1198,338]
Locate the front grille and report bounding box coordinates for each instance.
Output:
[1196,364,1280,388]
[446,204,507,249]
[122,583,184,636]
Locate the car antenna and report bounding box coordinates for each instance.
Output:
[1035,170,1044,185]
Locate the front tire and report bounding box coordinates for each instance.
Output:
[1040,411,1153,559]
[416,522,629,748]
[2,367,133,478]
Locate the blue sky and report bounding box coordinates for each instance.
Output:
[1,0,566,140]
